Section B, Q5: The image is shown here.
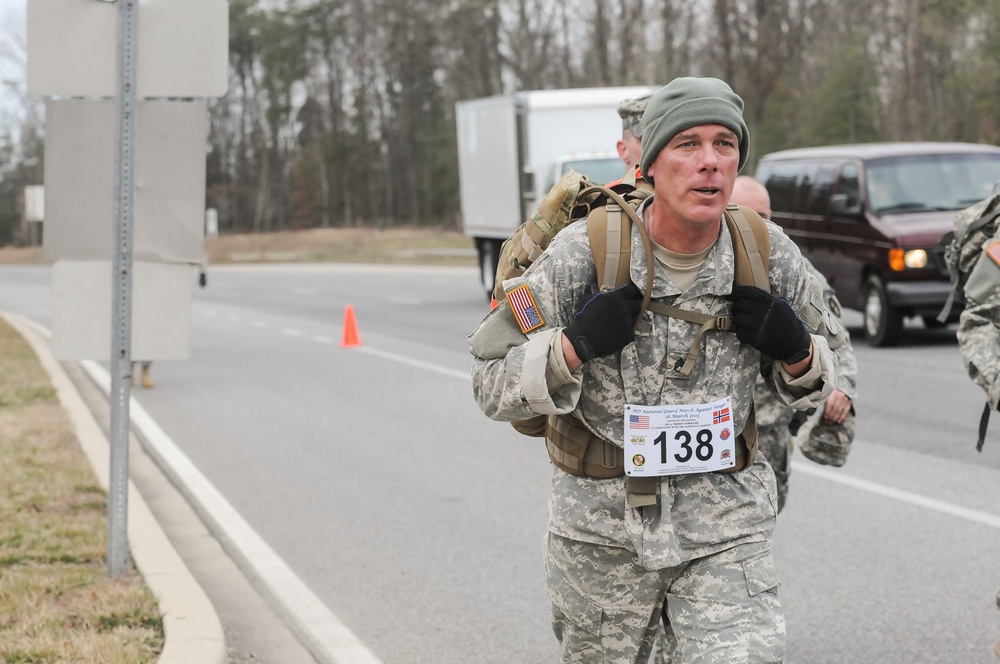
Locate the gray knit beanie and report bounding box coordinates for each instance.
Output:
[639,77,750,181]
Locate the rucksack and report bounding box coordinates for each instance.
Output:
[938,194,1000,450]
[494,167,773,494]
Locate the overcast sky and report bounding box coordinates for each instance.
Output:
[0,0,26,124]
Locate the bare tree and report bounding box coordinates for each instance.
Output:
[192,0,1000,237]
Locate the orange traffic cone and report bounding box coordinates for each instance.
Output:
[490,297,499,310]
[340,305,362,347]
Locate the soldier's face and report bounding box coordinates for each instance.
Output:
[647,124,740,228]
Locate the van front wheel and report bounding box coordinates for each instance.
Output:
[863,275,903,347]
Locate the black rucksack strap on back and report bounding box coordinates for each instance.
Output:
[978,402,992,452]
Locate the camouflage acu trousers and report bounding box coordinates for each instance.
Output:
[757,432,792,514]
[545,533,784,663]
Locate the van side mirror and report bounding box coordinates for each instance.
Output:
[829,192,861,217]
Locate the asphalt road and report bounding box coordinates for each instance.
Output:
[1,263,998,663]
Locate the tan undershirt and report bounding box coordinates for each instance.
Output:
[651,241,713,292]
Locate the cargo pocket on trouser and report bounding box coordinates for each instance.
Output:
[741,550,785,663]
[667,543,785,664]
[544,534,604,662]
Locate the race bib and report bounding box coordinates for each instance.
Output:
[624,397,737,476]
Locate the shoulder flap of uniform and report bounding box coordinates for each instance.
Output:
[468,297,533,360]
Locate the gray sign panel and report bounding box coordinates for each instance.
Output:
[43,99,208,263]
[51,260,194,361]
[27,0,228,98]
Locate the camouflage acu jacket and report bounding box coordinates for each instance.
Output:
[468,205,842,569]
[948,197,1000,412]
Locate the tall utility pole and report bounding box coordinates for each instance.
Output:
[108,0,139,578]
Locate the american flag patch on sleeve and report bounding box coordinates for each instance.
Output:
[987,240,1000,267]
[506,284,545,334]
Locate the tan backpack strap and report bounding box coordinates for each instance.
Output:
[588,205,628,293]
[645,301,734,375]
[725,204,771,292]
[582,184,655,322]
[626,476,658,509]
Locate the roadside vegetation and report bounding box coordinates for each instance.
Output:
[0,226,477,268]
[0,318,163,663]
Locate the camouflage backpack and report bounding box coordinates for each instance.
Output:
[938,194,1000,450]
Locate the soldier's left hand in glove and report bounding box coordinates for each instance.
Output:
[730,285,811,363]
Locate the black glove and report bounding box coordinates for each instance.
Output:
[730,285,811,363]
[563,283,643,362]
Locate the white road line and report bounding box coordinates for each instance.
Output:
[78,359,385,664]
[282,327,303,337]
[313,335,334,344]
[354,345,471,381]
[793,461,1000,529]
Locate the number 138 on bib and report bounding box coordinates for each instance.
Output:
[624,397,737,476]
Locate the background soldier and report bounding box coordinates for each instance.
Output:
[937,195,1000,657]
[730,175,859,511]
[616,93,650,170]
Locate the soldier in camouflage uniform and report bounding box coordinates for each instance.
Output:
[469,77,849,663]
[938,196,1000,658]
[730,176,859,512]
[617,93,650,170]
[944,195,1000,435]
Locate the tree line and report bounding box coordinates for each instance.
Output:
[3,0,1000,244]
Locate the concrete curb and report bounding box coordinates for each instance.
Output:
[3,312,227,664]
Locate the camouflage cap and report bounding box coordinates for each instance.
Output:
[618,93,651,139]
[798,410,854,468]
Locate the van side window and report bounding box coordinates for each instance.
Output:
[766,162,800,212]
[837,162,861,210]
[798,163,819,214]
[807,163,839,215]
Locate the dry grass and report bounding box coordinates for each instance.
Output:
[205,226,476,265]
[0,227,478,267]
[0,319,163,663]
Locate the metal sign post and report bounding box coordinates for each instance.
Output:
[108,0,139,578]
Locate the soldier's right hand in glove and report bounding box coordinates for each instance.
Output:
[730,285,811,363]
[563,283,643,362]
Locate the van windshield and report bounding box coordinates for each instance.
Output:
[865,153,1000,216]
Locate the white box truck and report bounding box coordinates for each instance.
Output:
[455,86,656,297]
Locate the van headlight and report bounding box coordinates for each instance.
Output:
[888,248,928,271]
